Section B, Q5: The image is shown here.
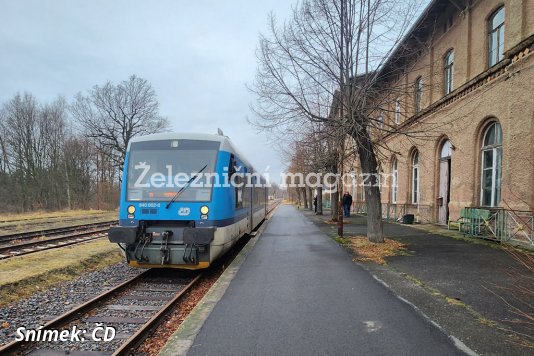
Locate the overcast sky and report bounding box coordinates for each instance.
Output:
[0,0,294,183]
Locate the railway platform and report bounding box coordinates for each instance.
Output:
[160,205,468,355]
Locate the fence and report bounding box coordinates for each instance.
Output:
[350,201,533,248]
[461,207,534,247]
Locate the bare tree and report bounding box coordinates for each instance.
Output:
[63,137,94,209]
[1,93,42,211]
[71,75,169,178]
[0,94,73,211]
[40,97,69,209]
[250,0,426,242]
[0,90,135,212]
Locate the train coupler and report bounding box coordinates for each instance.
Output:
[133,234,152,262]
[160,231,172,264]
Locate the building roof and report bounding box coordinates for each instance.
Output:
[377,0,455,81]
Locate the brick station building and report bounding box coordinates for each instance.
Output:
[342,0,534,244]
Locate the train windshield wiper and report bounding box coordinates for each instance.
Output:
[165,164,208,209]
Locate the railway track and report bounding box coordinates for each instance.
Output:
[0,221,117,260]
[0,200,280,260]
[0,200,281,355]
[0,220,117,242]
[0,213,114,230]
[0,269,201,355]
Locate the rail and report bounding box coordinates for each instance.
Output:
[0,270,202,355]
[0,220,118,242]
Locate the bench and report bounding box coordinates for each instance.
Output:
[448,208,467,231]
[448,208,492,235]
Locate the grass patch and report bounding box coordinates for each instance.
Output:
[0,209,115,222]
[407,223,505,249]
[338,235,408,265]
[0,239,123,306]
[404,273,426,288]
[398,269,503,331]
[333,236,351,245]
[0,212,118,235]
[446,297,467,307]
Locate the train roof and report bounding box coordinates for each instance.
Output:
[128,132,260,174]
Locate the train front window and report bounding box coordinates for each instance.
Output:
[126,139,220,202]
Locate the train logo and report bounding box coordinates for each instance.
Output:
[178,207,190,216]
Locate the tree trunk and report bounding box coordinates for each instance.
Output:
[308,187,313,211]
[331,191,339,221]
[317,186,323,215]
[353,126,384,243]
[302,187,309,209]
[338,199,344,237]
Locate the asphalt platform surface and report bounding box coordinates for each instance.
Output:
[187,205,466,356]
[301,208,533,355]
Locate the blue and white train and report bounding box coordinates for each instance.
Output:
[108,132,268,269]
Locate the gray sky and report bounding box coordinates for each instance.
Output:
[0,0,294,183]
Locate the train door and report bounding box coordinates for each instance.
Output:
[248,172,254,233]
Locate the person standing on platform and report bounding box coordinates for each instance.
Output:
[342,192,353,218]
[313,195,317,213]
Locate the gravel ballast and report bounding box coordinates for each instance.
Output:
[0,262,143,346]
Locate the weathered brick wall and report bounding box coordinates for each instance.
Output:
[379,52,534,222]
[344,0,534,223]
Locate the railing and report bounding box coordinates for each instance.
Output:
[353,201,367,214]
[503,209,534,246]
[349,202,533,248]
[382,203,404,221]
[462,207,534,248]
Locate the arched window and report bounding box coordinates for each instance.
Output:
[441,140,452,159]
[415,77,423,113]
[488,7,505,67]
[481,122,502,206]
[391,158,398,203]
[444,50,454,95]
[411,150,420,204]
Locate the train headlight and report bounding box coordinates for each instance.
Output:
[127,205,136,214]
[200,206,209,215]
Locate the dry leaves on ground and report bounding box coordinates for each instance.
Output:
[325,219,351,225]
[346,235,407,265]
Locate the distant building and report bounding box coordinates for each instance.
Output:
[340,0,534,244]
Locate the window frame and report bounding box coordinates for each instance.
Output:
[391,158,398,204]
[488,6,505,68]
[411,150,420,204]
[444,50,454,95]
[415,76,423,113]
[480,122,503,207]
[395,97,401,124]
